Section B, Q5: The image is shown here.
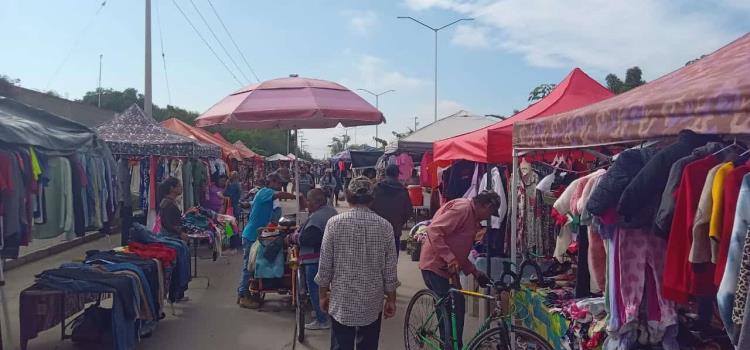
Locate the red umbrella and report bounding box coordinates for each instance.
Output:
[195,75,385,129]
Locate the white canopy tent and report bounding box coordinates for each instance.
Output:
[386,110,499,154]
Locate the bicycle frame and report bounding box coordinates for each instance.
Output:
[414,289,502,350]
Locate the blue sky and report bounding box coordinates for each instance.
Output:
[1,0,748,157]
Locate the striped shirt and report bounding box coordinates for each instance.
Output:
[315,207,398,326]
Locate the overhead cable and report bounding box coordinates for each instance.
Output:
[171,0,243,86]
[206,0,261,82]
[155,0,172,105]
[188,0,251,84]
[46,1,107,89]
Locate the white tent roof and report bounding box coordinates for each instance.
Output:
[391,110,499,154]
[267,153,291,161]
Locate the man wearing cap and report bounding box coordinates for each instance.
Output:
[419,191,499,349]
[316,176,399,349]
[237,172,296,309]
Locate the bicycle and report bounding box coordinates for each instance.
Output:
[404,271,553,350]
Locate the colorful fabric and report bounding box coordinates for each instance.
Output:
[512,287,569,350]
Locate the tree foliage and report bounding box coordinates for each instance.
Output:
[606,66,646,94]
[528,83,556,102]
[329,134,351,155]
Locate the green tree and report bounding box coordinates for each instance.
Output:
[329,134,351,155]
[528,83,556,102]
[392,127,415,140]
[606,66,646,94]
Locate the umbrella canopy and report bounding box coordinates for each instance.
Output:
[97,105,220,158]
[195,76,385,129]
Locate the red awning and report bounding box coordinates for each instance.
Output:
[161,118,247,161]
[433,68,614,163]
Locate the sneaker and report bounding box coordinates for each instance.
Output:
[305,320,331,330]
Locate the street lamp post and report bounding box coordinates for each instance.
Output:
[358,88,395,146]
[397,16,473,122]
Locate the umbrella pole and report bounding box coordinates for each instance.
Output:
[294,129,301,217]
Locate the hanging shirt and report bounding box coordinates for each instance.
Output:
[663,155,720,304]
[479,167,507,229]
[709,162,735,262]
[396,153,414,182]
[420,151,434,187]
[689,163,723,265]
[715,164,750,286]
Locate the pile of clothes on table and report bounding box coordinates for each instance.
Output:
[19,223,190,350]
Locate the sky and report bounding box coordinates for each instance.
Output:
[1,0,749,158]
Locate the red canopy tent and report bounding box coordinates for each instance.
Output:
[161,117,246,161]
[433,68,613,163]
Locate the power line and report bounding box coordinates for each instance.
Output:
[206,0,261,82]
[46,1,107,89]
[155,0,172,105]
[187,0,250,84]
[171,0,243,86]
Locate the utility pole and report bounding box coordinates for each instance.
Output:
[397,16,473,122]
[413,116,419,132]
[97,54,103,108]
[144,0,153,118]
[357,88,394,146]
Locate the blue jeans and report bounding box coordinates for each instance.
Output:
[238,238,254,297]
[305,263,328,323]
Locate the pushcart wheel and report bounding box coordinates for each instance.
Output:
[295,268,306,342]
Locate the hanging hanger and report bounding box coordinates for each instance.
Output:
[712,137,746,156]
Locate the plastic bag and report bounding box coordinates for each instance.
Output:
[247,240,261,275]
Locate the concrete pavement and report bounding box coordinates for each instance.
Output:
[2,204,488,349]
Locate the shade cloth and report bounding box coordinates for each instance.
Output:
[434,68,613,163]
[392,110,498,154]
[194,76,385,129]
[0,96,97,152]
[96,104,220,158]
[161,117,244,161]
[513,33,750,149]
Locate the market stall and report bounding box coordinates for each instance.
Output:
[507,33,750,349]
[96,104,222,244]
[0,96,117,258]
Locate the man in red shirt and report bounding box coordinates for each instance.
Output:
[419,191,498,349]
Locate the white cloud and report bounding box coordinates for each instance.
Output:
[344,10,378,35]
[451,25,493,48]
[347,54,426,92]
[405,0,749,78]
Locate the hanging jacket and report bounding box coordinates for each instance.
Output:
[370,177,413,239]
[618,130,720,228]
[586,148,656,217]
[654,142,723,236]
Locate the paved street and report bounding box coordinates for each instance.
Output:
[2,203,485,350]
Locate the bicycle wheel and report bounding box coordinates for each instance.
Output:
[468,326,553,350]
[295,268,306,343]
[404,289,443,350]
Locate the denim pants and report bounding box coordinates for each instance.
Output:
[238,238,254,297]
[304,263,328,323]
[422,270,465,350]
